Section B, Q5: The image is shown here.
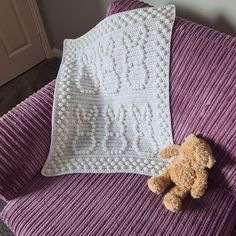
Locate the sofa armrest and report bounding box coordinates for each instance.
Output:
[0,80,55,201]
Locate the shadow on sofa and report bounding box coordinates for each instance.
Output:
[175,4,236,36]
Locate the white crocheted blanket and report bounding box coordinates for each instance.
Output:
[42,5,176,176]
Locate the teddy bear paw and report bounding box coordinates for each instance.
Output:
[191,188,205,199]
[163,193,182,212]
[147,177,166,194]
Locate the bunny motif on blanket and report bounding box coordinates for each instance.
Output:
[102,105,128,155]
[97,38,120,94]
[42,5,176,177]
[72,104,98,155]
[76,51,99,95]
[123,26,148,90]
[132,103,158,157]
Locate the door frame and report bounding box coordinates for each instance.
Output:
[27,0,53,58]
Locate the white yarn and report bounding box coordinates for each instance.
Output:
[42,5,176,176]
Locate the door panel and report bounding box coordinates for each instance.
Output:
[0,0,45,86]
[1,0,29,53]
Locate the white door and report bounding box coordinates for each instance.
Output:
[0,0,46,86]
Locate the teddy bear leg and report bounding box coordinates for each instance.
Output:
[163,185,189,212]
[147,171,171,194]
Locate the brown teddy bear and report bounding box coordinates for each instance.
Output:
[147,134,215,212]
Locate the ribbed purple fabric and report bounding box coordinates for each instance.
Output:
[106,0,150,16]
[1,0,235,201]
[0,0,236,235]
[1,175,236,236]
[170,18,236,195]
[0,80,55,201]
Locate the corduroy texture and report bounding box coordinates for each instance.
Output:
[1,175,236,236]
[106,0,150,16]
[170,18,236,195]
[0,0,236,235]
[1,0,235,201]
[0,80,55,201]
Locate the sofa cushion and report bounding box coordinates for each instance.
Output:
[0,0,236,202]
[1,174,236,236]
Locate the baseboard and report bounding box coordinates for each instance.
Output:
[51,48,63,58]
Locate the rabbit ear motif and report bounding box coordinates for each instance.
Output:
[132,103,151,124]
[117,105,125,122]
[104,105,125,123]
[142,104,152,124]
[105,105,115,121]
[76,104,98,122]
[132,105,142,123]
[99,37,115,56]
[123,26,147,48]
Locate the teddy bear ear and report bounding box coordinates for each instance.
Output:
[194,142,215,169]
[200,139,216,169]
[185,133,197,141]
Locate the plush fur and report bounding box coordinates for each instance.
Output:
[147,134,215,212]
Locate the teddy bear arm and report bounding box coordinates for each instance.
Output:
[190,170,208,199]
[160,145,180,159]
[206,153,215,169]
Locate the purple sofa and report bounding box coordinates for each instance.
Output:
[0,0,236,235]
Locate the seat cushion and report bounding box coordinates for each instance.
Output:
[1,0,235,202]
[1,174,236,236]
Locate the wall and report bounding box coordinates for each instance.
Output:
[37,0,110,49]
[37,0,236,50]
[146,0,236,36]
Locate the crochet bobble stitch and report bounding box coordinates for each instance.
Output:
[43,5,175,176]
[72,105,98,155]
[69,103,157,157]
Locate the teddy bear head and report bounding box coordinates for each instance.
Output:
[179,134,215,170]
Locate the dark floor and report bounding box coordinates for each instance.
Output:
[0,58,61,116]
[0,58,61,236]
[0,201,14,236]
